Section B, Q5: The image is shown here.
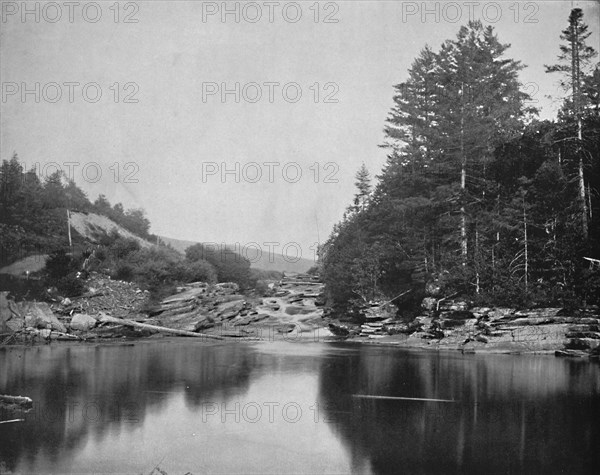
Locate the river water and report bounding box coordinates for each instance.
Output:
[1,340,599,474]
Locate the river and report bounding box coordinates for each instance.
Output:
[1,340,599,474]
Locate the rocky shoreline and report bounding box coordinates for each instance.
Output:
[328,298,600,359]
[1,272,599,360]
[0,272,331,344]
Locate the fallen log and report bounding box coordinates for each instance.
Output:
[98,314,223,340]
[0,418,25,424]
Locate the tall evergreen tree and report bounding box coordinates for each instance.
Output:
[545,8,598,239]
[322,18,600,312]
[351,163,372,213]
[381,21,532,286]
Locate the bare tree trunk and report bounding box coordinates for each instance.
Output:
[523,195,529,295]
[578,120,589,239]
[588,183,593,219]
[460,83,467,262]
[66,209,72,249]
[572,20,589,239]
[474,225,480,294]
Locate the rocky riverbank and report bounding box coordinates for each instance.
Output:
[0,272,332,344]
[148,273,329,339]
[2,272,599,359]
[327,298,600,358]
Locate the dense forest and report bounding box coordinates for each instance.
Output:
[320,12,600,313]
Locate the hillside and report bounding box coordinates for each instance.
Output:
[160,236,315,273]
[69,212,153,248]
[0,212,154,277]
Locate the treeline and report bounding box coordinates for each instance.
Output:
[321,14,600,312]
[92,194,151,239]
[0,155,152,266]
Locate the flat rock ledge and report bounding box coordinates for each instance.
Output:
[328,301,600,358]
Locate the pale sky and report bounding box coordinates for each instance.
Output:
[1,1,599,259]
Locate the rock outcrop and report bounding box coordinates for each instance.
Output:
[1,272,331,344]
[342,298,600,356]
[149,274,329,338]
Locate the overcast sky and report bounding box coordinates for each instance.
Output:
[1,1,599,260]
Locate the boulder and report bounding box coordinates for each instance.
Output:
[23,302,66,333]
[70,313,97,331]
[0,292,20,333]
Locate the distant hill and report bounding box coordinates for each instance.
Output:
[159,236,315,273]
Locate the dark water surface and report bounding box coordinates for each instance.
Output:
[1,340,599,474]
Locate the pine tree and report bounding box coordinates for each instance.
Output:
[435,22,531,263]
[380,21,531,289]
[545,8,598,240]
[0,154,24,224]
[352,163,372,213]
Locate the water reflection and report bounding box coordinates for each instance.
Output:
[0,341,599,474]
[317,345,600,474]
[0,342,259,473]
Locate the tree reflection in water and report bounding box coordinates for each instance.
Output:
[316,345,600,474]
[1,342,599,474]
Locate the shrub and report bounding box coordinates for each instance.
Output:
[110,236,141,260]
[56,274,86,297]
[307,265,320,276]
[45,249,80,279]
[113,263,135,281]
[180,259,217,283]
